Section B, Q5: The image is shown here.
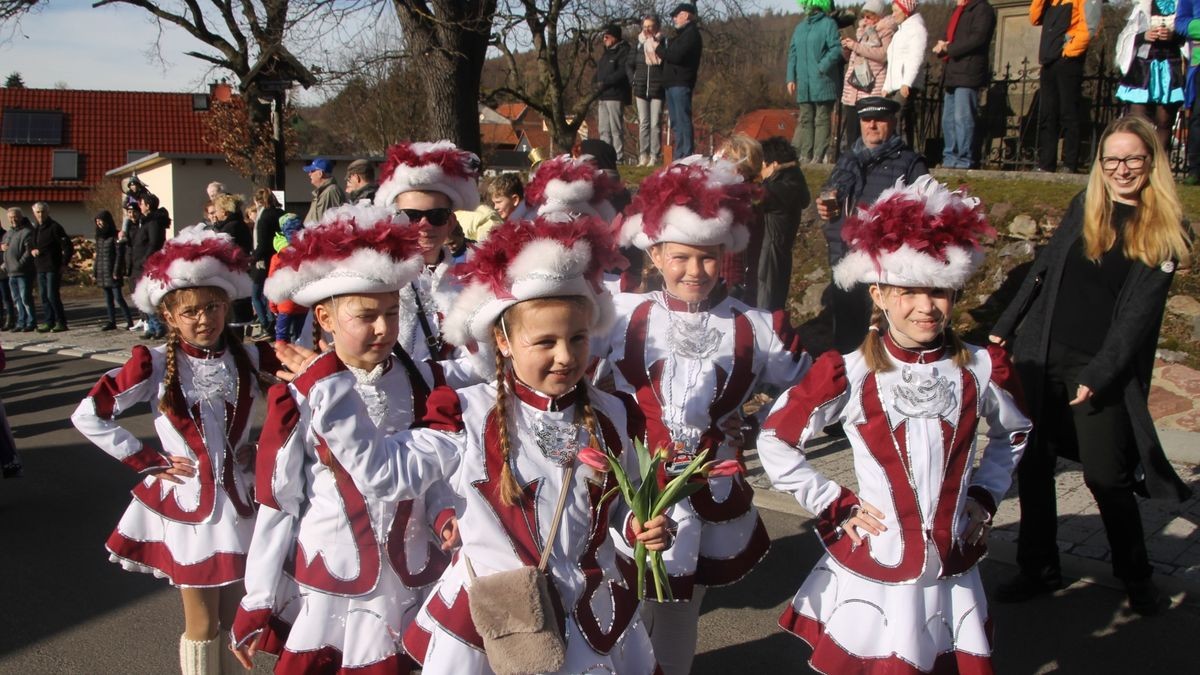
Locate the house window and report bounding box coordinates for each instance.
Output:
[126,150,151,164]
[1,110,64,145]
[52,150,79,180]
[192,93,210,111]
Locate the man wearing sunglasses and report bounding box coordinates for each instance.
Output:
[374,141,484,387]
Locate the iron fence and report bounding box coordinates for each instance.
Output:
[906,58,1190,175]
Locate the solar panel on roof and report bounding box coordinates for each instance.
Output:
[1,110,64,145]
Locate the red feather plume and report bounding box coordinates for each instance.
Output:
[273,210,422,272]
[840,187,995,263]
[142,235,249,283]
[628,162,760,240]
[524,155,624,207]
[455,215,626,298]
[380,141,481,183]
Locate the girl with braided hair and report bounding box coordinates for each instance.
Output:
[229,205,454,674]
[757,176,1030,673]
[71,227,279,675]
[315,215,669,674]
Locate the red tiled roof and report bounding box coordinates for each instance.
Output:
[734,109,798,142]
[495,102,528,122]
[481,122,519,147]
[0,88,218,204]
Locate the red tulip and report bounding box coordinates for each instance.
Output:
[577,446,609,472]
[707,460,743,477]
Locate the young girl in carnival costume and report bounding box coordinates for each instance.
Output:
[229,205,453,673]
[72,227,278,675]
[603,156,813,674]
[309,215,669,673]
[757,176,1031,673]
[373,140,483,386]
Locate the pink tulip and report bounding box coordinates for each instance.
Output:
[707,460,743,477]
[577,446,610,472]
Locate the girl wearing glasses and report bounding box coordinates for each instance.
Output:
[71,228,279,674]
[991,115,1192,615]
[374,141,485,388]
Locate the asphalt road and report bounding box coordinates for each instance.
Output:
[2,350,1198,674]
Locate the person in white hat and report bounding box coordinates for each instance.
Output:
[523,153,623,224]
[309,216,670,675]
[71,227,278,675]
[230,204,456,674]
[374,141,483,380]
[600,157,813,675]
[756,176,1030,674]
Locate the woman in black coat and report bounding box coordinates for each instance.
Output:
[93,210,133,330]
[990,116,1192,616]
[211,194,255,327]
[251,188,283,336]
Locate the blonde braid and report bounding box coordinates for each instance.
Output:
[575,383,602,452]
[159,328,181,415]
[861,306,892,373]
[494,347,523,506]
[311,308,324,350]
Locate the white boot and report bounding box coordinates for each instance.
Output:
[179,634,220,675]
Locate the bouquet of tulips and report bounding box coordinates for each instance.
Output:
[578,439,743,601]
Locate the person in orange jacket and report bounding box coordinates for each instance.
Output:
[267,213,309,343]
[1031,0,1100,173]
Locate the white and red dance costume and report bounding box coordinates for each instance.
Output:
[398,380,659,675]
[234,351,452,674]
[609,157,812,599]
[71,227,268,587]
[235,205,452,673]
[394,217,658,674]
[757,176,1031,674]
[374,141,484,386]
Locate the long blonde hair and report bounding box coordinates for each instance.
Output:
[716,133,764,182]
[1083,116,1191,267]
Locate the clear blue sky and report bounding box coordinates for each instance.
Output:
[0,1,810,94]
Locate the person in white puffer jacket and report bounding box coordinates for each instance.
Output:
[881,0,928,147]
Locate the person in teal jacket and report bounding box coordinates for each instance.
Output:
[1176,0,1200,183]
[787,0,844,163]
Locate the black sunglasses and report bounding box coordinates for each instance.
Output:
[399,207,453,227]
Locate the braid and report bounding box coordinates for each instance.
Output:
[311,309,324,350]
[575,383,602,452]
[159,328,181,415]
[861,306,893,373]
[494,347,523,506]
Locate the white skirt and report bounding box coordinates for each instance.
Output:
[779,543,994,674]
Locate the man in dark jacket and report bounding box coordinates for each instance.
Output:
[130,193,170,339]
[933,0,996,168]
[817,96,929,351]
[30,202,71,332]
[629,15,666,165]
[344,159,378,205]
[595,24,632,162]
[658,3,703,158]
[757,138,811,312]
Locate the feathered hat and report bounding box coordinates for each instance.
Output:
[524,154,623,224]
[833,175,994,290]
[373,140,482,212]
[443,216,624,361]
[133,226,252,313]
[264,203,424,307]
[619,156,759,252]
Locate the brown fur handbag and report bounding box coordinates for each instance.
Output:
[465,466,574,675]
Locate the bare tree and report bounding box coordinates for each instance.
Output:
[390,0,497,155]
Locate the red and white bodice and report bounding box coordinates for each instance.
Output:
[236,350,451,631]
[596,289,810,595]
[365,379,653,671]
[758,339,1031,581]
[398,247,480,387]
[72,341,264,527]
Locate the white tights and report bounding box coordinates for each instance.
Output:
[639,586,707,675]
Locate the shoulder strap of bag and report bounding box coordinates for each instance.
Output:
[464,464,577,579]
